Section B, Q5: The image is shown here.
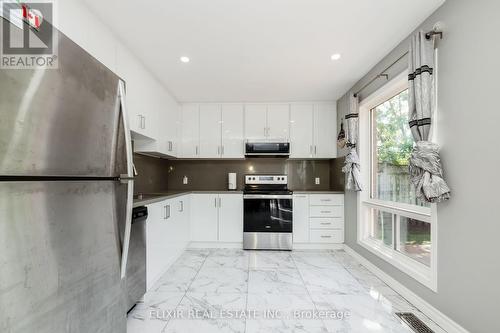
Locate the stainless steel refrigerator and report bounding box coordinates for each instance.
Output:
[0,18,134,332]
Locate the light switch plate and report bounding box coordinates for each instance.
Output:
[183,176,189,185]
[315,177,320,185]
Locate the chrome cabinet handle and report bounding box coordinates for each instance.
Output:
[321,211,332,213]
[310,145,313,155]
[321,235,332,238]
[195,146,199,155]
[222,145,224,155]
[320,199,331,202]
[215,197,217,207]
[320,222,331,225]
[314,145,317,155]
[218,197,222,208]
[179,200,183,212]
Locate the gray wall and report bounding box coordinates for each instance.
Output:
[337,1,500,332]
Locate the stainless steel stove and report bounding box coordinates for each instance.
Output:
[243,175,293,250]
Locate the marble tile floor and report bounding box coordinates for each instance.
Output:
[127,249,446,333]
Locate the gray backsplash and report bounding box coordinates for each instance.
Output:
[133,153,345,193]
[133,154,170,194]
[165,158,345,191]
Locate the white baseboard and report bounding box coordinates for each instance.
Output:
[188,241,344,250]
[293,243,344,250]
[188,241,243,249]
[343,245,469,333]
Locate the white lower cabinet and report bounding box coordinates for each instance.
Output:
[190,193,219,241]
[146,194,190,289]
[218,194,244,242]
[292,193,345,245]
[190,193,243,243]
[292,194,310,243]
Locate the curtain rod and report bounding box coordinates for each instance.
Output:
[353,30,443,98]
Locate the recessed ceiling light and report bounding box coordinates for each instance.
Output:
[180,56,190,63]
[331,53,341,61]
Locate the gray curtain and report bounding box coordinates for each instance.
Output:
[342,94,362,191]
[408,31,450,202]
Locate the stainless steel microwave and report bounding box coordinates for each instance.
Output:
[245,142,290,157]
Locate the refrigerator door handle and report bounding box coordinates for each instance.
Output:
[118,80,134,279]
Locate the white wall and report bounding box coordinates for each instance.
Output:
[337,1,500,332]
[54,0,179,122]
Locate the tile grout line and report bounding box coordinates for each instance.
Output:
[244,250,250,333]
[161,249,210,333]
[290,253,330,332]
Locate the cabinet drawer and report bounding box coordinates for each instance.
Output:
[309,229,344,243]
[309,194,343,206]
[310,217,344,229]
[310,205,343,218]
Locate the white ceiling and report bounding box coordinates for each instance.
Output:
[84,0,444,103]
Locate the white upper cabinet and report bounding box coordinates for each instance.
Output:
[199,104,222,158]
[244,104,268,140]
[267,104,290,140]
[290,104,314,158]
[244,104,290,141]
[289,103,337,159]
[314,103,337,158]
[180,104,200,158]
[179,102,335,159]
[221,104,245,158]
[179,103,245,159]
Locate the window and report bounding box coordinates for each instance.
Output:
[358,72,437,291]
[370,89,429,207]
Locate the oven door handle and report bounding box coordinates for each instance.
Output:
[243,195,293,199]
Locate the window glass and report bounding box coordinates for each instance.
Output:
[398,216,431,266]
[370,89,428,207]
[370,209,393,247]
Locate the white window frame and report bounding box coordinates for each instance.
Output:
[357,70,438,292]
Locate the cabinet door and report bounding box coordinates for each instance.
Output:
[221,104,244,158]
[180,104,200,158]
[244,104,267,140]
[146,200,168,288]
[314,103,337,158]
[117,43,157,139]
[218,194,243,242]
[177,195,190,247]
[267,104,290,140]
[190,194,218,242]
[199,104,222,158]
[290,104,314,158]
[292,194,310,243]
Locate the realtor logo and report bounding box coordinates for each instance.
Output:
[1,0,58,69]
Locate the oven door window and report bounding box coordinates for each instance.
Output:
[244,198,292,232]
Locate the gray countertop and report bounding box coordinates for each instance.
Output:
[133,190,343,207]
[293,191,345,194]
[133,190,243,207]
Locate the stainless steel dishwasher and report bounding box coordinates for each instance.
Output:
[126,206,148,312]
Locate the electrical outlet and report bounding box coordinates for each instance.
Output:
[183,176,188,185]
[315,177,320,185]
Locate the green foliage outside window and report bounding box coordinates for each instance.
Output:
[374,89,414,166]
